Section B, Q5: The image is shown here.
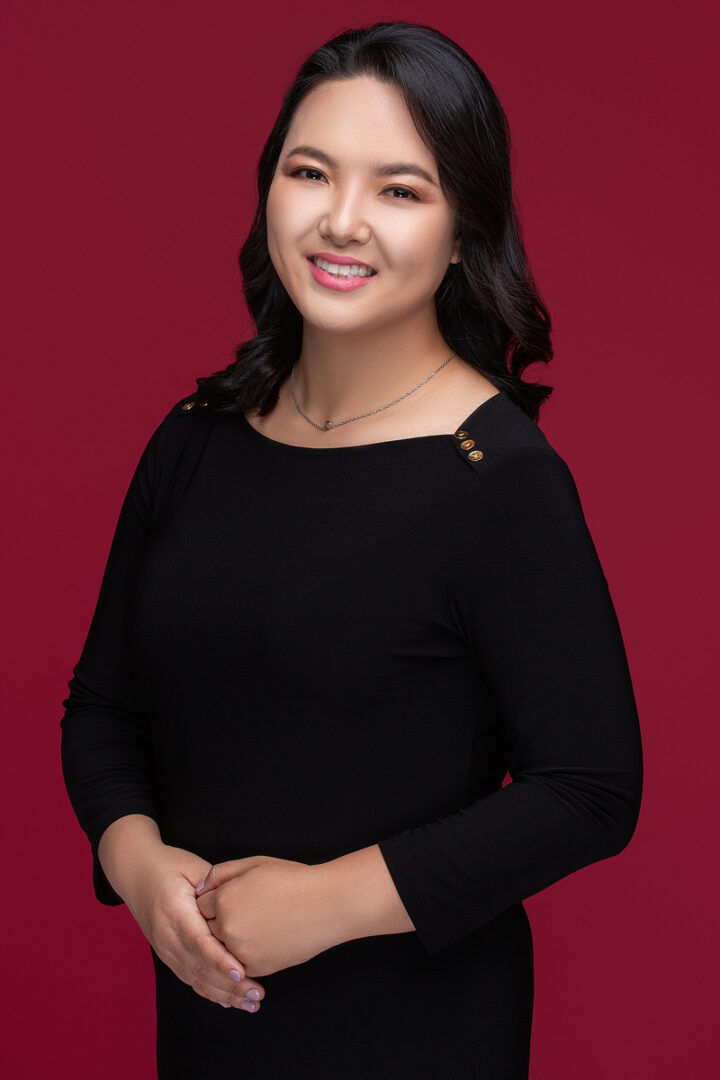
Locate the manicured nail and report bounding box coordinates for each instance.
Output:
[245,988,261,1000]
[240,1000,257,1012]
[218,1001,230,1008]
[195,880,206,894]
[228,969,242,982]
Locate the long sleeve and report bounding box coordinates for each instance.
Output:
[377,446,644,956]
[60,409,175,905]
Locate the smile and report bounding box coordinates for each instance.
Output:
[307,255,377,292]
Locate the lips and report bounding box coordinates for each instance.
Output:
[309,251,376,271]
[307,255,376,291]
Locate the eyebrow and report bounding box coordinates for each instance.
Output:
[283,145,438,187]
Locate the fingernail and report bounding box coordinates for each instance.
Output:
[240,1000,257,1012]
[228,969,242,982]
[195,880,206,894]
[245,988,261,1000]
[218,1001,230,1008]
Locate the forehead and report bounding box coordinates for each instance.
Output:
[284,76,433,165]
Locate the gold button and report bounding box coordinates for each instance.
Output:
[460,438,475,450]
[198,400,208,407]
[181,401,195,411]
[454,429,468,439]
[468,449,484,461]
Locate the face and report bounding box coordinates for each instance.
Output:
[265,75,461,335]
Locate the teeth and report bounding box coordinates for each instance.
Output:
[313,256,375,278]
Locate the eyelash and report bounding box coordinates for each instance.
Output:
[289,167,420,202]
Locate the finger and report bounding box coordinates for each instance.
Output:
[195,890,216,919]
[185,959,264,1012]
[170,877,266,1001]
[195,856,267,895]
[176,909,266,1003]
[183,949,265,1012]
[164,953,263,1012]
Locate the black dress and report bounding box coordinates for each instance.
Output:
[60,389,643,1078]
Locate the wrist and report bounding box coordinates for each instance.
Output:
[97,814,165,903]
[318,844,415,944]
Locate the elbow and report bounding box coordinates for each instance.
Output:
[543,757,644,866]
[584,727,644,862]
[595,767,644,861]
[604,803,640,858]
[617,748,644,852]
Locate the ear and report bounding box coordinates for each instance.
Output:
[450,231,462,264]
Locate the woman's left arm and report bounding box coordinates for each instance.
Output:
[369,446,644,956]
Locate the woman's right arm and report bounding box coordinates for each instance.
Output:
[60,401,265,1011]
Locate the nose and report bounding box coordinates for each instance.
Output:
[318,183,371,246]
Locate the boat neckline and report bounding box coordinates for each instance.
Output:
[237,390,512,456]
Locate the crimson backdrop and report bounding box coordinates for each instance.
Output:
[3,1,717,1076]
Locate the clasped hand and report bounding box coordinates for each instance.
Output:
[118,840,349,1015]
[196,855,347,978]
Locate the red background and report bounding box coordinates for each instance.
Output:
[3,1,717,1075]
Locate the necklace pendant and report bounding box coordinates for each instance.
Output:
[323,419,333,430]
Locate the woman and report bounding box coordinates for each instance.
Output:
[61,20,643,1079]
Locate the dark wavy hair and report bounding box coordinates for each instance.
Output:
[196,20,553,422]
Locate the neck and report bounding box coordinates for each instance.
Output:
[295,312,455,422]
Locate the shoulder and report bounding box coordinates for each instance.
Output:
[155,391,218,440]
[138,391,217,488]
[448,408,602,602]
[450,393,586,525]
[452,392,572,479]
[163,390,213,421]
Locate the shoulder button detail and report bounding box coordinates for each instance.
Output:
[181,401,195,411]
[451,415,492,469]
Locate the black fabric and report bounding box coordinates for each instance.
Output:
[60,389,643,1078]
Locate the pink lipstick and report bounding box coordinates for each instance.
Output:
[306,254,377,292]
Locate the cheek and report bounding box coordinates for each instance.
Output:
[266,230,284,287]
[267,184,293,243]
[266,195,296,283]
[382,215,456,274]
[267,182,313,241]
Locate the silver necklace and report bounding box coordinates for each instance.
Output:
[290,353,456,431]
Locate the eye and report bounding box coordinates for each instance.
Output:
[291,167,326,183]
[384,186,419,202]
[289,168,419,202]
